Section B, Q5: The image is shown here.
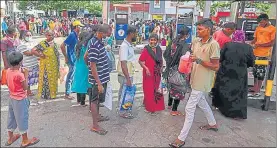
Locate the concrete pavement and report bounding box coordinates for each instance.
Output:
[0,36,276,147]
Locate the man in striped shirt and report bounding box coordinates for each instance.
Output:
[86,24,110,135]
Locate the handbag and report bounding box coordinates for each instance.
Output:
[1,69,7,85]
[168,66,187,86]
[103,82,113,110]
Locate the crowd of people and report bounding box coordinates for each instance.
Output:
[0,13,275,147]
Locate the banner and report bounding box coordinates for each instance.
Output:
[152,15,163,20]
[154,0,161,9]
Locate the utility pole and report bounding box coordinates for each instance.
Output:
[203,1,212,18]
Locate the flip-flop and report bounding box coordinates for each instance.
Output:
[120,112,134,119]
[170,111,183,116]
[98,116,110,122]
[20,137,40,147]
[5,134,21,146]
[199,125,218,132]
[169,141,185,148]
[90,128,108,135]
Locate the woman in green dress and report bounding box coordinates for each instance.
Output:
[71,31,93,106]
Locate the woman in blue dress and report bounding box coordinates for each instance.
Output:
[71,31,93,106]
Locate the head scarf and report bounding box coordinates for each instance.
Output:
[232,30,245,43]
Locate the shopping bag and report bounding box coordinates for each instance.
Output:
[103,82,113,110]
[1,69,7,85]
[119,84,136,111]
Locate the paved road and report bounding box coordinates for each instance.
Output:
[0,37,276,147]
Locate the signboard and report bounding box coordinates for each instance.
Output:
[115,24,128,40]
[154,0,161,8]
[152,15,163,20]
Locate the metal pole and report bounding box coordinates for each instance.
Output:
[203,1,212,18]
[239,1,245,17]
[262,41,276,111]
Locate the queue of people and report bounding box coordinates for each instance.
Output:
[0,13,275,147]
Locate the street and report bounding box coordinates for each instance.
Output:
[0,37,276,147]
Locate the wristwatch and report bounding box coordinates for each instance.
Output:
[196,58,202,64]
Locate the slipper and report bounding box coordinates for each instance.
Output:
[199,125,218,132]
[120,112,134,119]
[5,134,21,146]
[90,128,108,135]
[98,116,110,122]
[169,141,185,148]
[20,137,40,147]
[170,111,183,116]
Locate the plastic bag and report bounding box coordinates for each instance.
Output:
[103,82,113,110]
[119,84,136,111]
[59,66,68,83]
[1,69,7,85]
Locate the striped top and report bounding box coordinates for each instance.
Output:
[17,41,38,69]
[87,37,110,84]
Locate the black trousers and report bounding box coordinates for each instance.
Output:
[77,93,86,105]
[168,94,180,111]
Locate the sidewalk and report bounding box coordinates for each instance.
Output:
[0,91,276,147]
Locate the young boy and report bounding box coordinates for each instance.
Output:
[5,51,40,147]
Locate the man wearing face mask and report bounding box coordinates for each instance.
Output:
[60,20,84,100]
[117,25,137,119]
[1,26,18,70]
[17,31,39,96]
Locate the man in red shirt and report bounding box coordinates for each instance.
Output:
[213,22,236,49]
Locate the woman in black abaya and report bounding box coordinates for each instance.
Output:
[212,30,255,119]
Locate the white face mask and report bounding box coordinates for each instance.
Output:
[25,37,31,42]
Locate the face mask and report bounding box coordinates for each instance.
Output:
[25,37,31,42]
[131,37,136,42]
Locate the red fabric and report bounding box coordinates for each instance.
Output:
[139,48,165,112]
[213,30,232,49]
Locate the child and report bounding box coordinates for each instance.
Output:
[5,51,40,147]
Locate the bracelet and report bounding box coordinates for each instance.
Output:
[196,58,202,64]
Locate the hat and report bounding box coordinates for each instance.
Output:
[72,20,84,27]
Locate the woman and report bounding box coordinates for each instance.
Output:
[71,31,93,106]
[17,31,39,96]
[163,26,191,116]
[139,34,165,114]
[212,30,255,119]
[32,30,60,99]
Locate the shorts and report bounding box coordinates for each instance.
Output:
[88,83,107,104]
[253,57,267,80]
[7,98,30,134]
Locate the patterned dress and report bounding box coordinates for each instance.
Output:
[35,40,60,99]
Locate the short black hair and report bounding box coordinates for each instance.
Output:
[257,13,269,22]
[178,26,190,36]
[223,22,237,30]
[8,51,23,66]
[195,18,213,30]
[127,25,137,35]
[7,25,16,35]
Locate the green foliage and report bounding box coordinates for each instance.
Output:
[18,0,102,15]
[253,2,271,14]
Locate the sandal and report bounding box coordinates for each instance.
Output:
[170,111,183,116]
[90,128,108,135]
[5,134,21,146]
[169,140,185,148]
[64,96,74,100]
[199,124,218,132]
[20,137,40,147]
[98,116,110,122]
[120,112,134,119]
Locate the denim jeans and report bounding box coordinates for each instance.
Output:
[7,98,30,134]
[65,64,75,95]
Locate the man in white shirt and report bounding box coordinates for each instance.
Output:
[117,25,137,119]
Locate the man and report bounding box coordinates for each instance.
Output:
[117,26,137,119]
[60,20,84,100]
[213,22,236,49]
[249,14,276,97]
[1,26,17,70]
[85,24,111,135]
[169,18,220,147]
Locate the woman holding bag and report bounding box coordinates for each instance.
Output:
[139,34,165,114]
[163,26,191,116]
